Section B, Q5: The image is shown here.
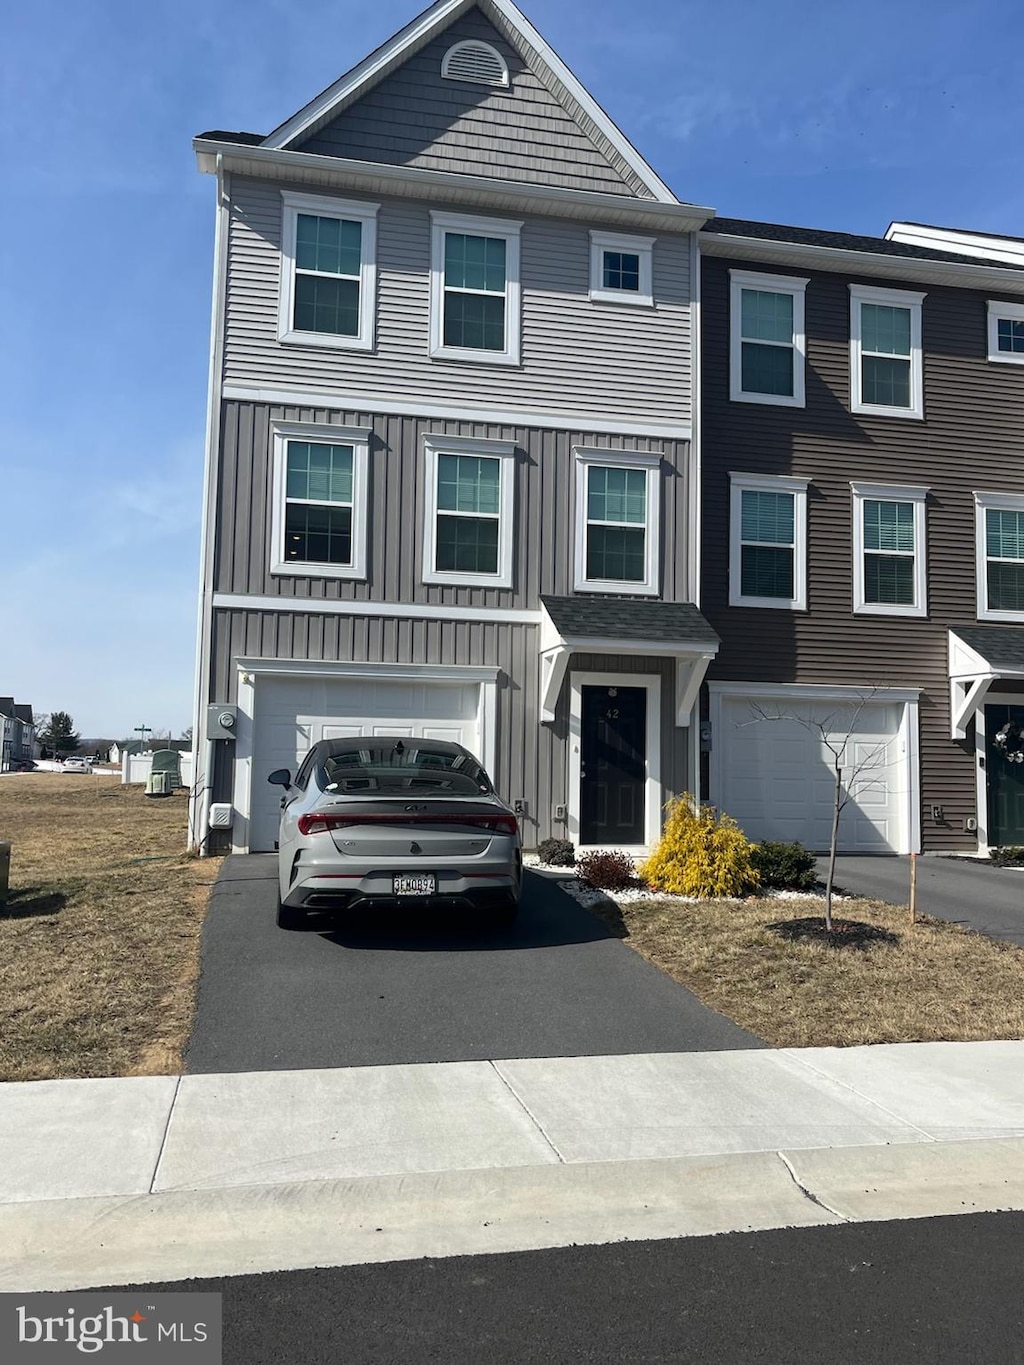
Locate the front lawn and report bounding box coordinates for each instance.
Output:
[584,892,1024,1047]
[0,775,220,1081]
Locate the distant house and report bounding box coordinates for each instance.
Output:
[109,739,191,763]
[0,699,37,771]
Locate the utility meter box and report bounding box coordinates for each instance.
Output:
[207,704,239,741]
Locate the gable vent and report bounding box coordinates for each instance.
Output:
[441,40,509,88]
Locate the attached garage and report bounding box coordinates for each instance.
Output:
[236,661,500,852]
[708,685,920,854]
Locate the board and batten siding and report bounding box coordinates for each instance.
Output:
[206,606,689,848]
[214,400,692,607]
[298,7,643,197]
[700,253,1024,851]
[222,176,693,424]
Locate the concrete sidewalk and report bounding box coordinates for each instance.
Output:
[2,1041,1023,1290]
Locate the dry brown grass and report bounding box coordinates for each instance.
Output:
[0,775,221,1081]
[590,894,1024,1047]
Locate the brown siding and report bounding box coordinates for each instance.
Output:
[298,8,643,196]
[700,253,1024,851]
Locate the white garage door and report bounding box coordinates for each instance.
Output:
[715,695,908,853]
[248,674,483,851]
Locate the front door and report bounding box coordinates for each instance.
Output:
[580,685,647,845]
[986,703,1024,845]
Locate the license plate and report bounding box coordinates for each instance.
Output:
[393,874,436,896]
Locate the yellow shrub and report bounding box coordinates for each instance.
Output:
[639,794,761,898]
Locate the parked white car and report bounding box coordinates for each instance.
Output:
[61,757,93,774]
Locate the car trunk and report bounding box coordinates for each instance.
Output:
[309,799,514,858]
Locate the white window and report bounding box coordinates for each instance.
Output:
[851,482,928,617]
[422,435,517,588]
[975,491,1024,622]
[269,422,371,579]
[987,300,1024,365]
[573,449,661,596]
[849,284,925,419]
[729,270,808,407]
[278,192,379,351]
[589,231,654,307]
[729,473,808,610]
[429,212,522,365]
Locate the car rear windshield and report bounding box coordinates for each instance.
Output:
[319,743,494,797]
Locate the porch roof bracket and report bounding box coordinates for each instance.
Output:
[539,644,571,724]
[675,653,716,726]
[951,674,995,740]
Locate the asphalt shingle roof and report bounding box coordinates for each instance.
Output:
[952,626,1024,671]
[541,595,719,645]
[704,217,1024,271]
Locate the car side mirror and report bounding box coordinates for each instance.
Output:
[267,768,291,787]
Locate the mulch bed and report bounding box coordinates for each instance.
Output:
[767,916,901,950]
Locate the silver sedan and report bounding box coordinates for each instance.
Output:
[269,737,522,929]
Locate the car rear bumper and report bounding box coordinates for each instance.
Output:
[283,855,521,911]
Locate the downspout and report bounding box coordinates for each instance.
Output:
[189,155,230,853]
[688,228,704,803]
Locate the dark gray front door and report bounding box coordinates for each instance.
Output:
[986,703,1024,846]
[580,685,646,845]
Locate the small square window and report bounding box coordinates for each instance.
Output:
[589,232,654,306]
[729,271,808,407]
[987,301,1024,365]
[729,473,808,610]
[278,193,379,352]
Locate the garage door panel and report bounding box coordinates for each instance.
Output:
[718,696,906,853]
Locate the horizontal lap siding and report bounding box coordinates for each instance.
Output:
[214,400,691,606]
[223,176,692,424]
[298,8,639,196]
[701,254,1024,850]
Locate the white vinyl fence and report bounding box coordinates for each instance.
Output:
[122,751,194,788]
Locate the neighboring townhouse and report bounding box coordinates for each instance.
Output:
[697,217,1024,854]
[190,0,720,854]
[0,699,36,771]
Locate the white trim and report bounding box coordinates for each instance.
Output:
[699,230,1024,295]
[849,283,925,420]
[573,447,661,596]
[269,422,371,580]
[441,38,509,86]
[190,162,231,852]
[689,232,702,608]
[568,671,662,854]
[850,481,928,618]
[232,656,501,855]
[728,472,808,611]
[260,0,681,204]
[221,381,692,440]
[422,434,517,588]
[429,210,522,365]
[987,300,1024,365]
[975,491,1024,623]
[887,222,1024,268]
[707,681,921,855]
[729,269,808,408]
[588,231,655,307]
[277,192,379,352]
[212,592,542,624]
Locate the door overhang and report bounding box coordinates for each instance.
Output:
[949,627,1024,738]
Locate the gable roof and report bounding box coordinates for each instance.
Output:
[260,0,678,204]
[12,704,33,724]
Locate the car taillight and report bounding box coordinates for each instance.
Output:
[297,812,518,836]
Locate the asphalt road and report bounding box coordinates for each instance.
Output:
[819,854,1024,946]
[107,1211,1024,1363]
[185,856,760,1073]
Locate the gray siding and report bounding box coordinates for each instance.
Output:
[206,606,689,848]
[223,175,693,425]
[700,254,1024,851]
[298,7,642,197]
[215,399,692,607]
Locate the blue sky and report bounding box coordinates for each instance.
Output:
[3,0,1022,737]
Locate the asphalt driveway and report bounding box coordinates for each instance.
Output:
[820,854,1024,947]
[186,857,760,1074]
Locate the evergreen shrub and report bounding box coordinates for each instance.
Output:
[750,840,818,890]
[639,795,760,898]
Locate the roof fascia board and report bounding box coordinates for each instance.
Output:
[547,632,720,656]
[193,140,712,230]
[263,0,469,149]
[699,232,1024,295]
[483,0,677,203]
[887,221,1024,267]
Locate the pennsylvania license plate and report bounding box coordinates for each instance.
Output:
[393,874,436,896]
